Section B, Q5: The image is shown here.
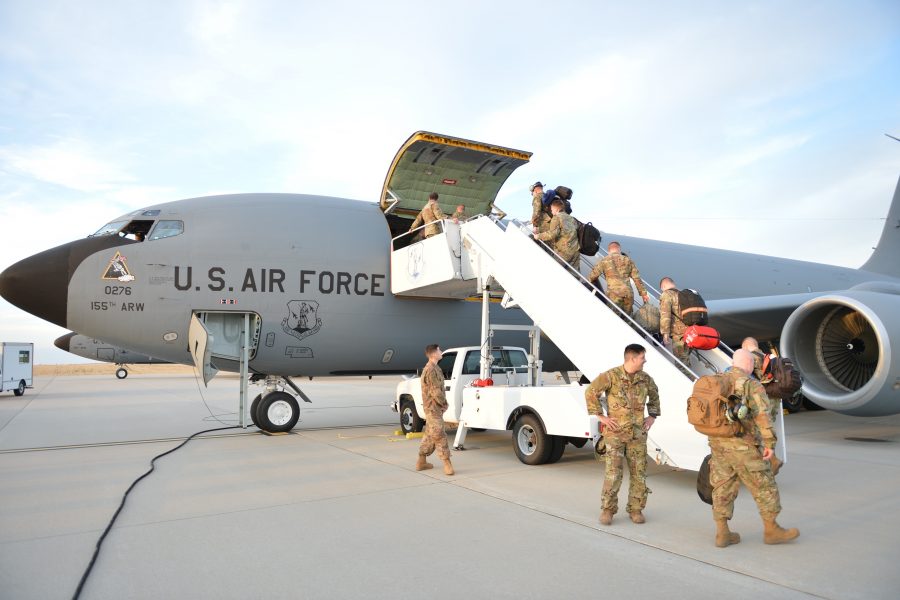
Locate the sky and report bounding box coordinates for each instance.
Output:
[0,0,898,364]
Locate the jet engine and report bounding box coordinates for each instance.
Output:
[780,284,900,416]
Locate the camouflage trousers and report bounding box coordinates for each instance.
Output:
[709,439,781,521]
[608,288,634,315]
[602,431,649,514]
[670,334,689,362]
[419,411,450,460]
[560,252,580,271]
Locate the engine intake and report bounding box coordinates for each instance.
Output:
[780,289,900,416]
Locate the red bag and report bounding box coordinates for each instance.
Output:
[683,325,720,350]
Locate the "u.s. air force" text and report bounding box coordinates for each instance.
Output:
[172,267,385,296]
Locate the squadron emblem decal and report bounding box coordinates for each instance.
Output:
[281,300,323,342]
[101,251,135,282]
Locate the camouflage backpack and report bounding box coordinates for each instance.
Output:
[686,374,741,437]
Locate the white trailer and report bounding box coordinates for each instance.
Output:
[1,342,34,396]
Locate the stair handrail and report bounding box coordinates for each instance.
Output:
[507,219,699,379]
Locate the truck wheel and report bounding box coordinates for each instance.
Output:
[115,368,128,379]
[13,380,25,396]
[512,414,552,465]
[783,394,803,413]
[400,400,424,434]
[257,391,300,433]
[250,394,263,428]
[546,436,566,464]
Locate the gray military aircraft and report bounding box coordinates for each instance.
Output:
[54,332,167,378]
[1,131,898,431]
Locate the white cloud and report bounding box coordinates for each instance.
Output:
[0,139,135,193]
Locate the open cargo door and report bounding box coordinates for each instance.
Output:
[189,313,218,386]
[381,131,532,220]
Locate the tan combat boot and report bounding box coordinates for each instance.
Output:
[770,456,783,476]
[715,519,741,547]
[415,454,433,471]
[599,510,613,526]
[763,518,799,544]
[629,511,645,524]
[442,458,455,476]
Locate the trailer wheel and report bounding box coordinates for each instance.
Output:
[512,414,552,465]
[13,380,25,396]
[546,436,566,464]
[250,394,263,428]
[115,368,128,379]
[256,391,300,433]
[400,400,424,434]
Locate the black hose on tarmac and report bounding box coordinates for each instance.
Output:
[72,426,240,599]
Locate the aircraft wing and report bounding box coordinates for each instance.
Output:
[707,292,823,344]
[380,131,531,218]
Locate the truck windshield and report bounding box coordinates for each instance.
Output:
[462,349,529,375]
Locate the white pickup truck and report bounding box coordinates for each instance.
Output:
[391,345,599,465]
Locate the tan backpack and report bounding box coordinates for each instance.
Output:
[687,375,741,437]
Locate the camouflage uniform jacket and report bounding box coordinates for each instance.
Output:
[585,366,660,438]
[720,368,777,451]
[588,252,647,298]
[452,207,468,221]
[659,288,686,338]
[420,362,448,417]
[750,349,768,381]
[410,202,447,238]
[537,212,580,261]
[531,192,549,229]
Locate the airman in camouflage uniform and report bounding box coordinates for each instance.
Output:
[535,198,580,269]
[740,337,783,475]
[707,349,798,547]
[659,277,689,362]
[530,182,549,233]
[588,242,648,314]
[452,204,468,222]
[585,344,660,525]
[416,344,454,475]
[409,192,447,239]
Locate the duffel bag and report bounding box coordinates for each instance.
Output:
[683,325,720,350]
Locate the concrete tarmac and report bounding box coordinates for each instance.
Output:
[1,374,898,599]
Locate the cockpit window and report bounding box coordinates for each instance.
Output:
[120,220,155,241]
[149,220,184,241]
[92,220,128,236]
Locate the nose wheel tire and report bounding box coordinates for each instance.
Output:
[400,400,424,434]
[512,414,552,465]
[256,391,300,433]
[13,380,25,396]
[115,368,128,379]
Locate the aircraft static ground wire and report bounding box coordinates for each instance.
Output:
[71,424,240,600]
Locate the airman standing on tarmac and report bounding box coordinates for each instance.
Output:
[409,192,448,239]
[585,344,660,526]
[415,344,455,476]
[659,277,690,363]
[740,337,783,475]
[534,198,580,269]
[708,349,798,548]
[530,182,550,233]
[588,242,649,314]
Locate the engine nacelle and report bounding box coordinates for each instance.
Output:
[780,288,900,416]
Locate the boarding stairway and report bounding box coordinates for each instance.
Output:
[391,216,784,470]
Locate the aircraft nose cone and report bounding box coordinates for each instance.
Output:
[0,245,71,328]
[54,332,75,352]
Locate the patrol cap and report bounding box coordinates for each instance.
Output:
[529,181,544,192]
